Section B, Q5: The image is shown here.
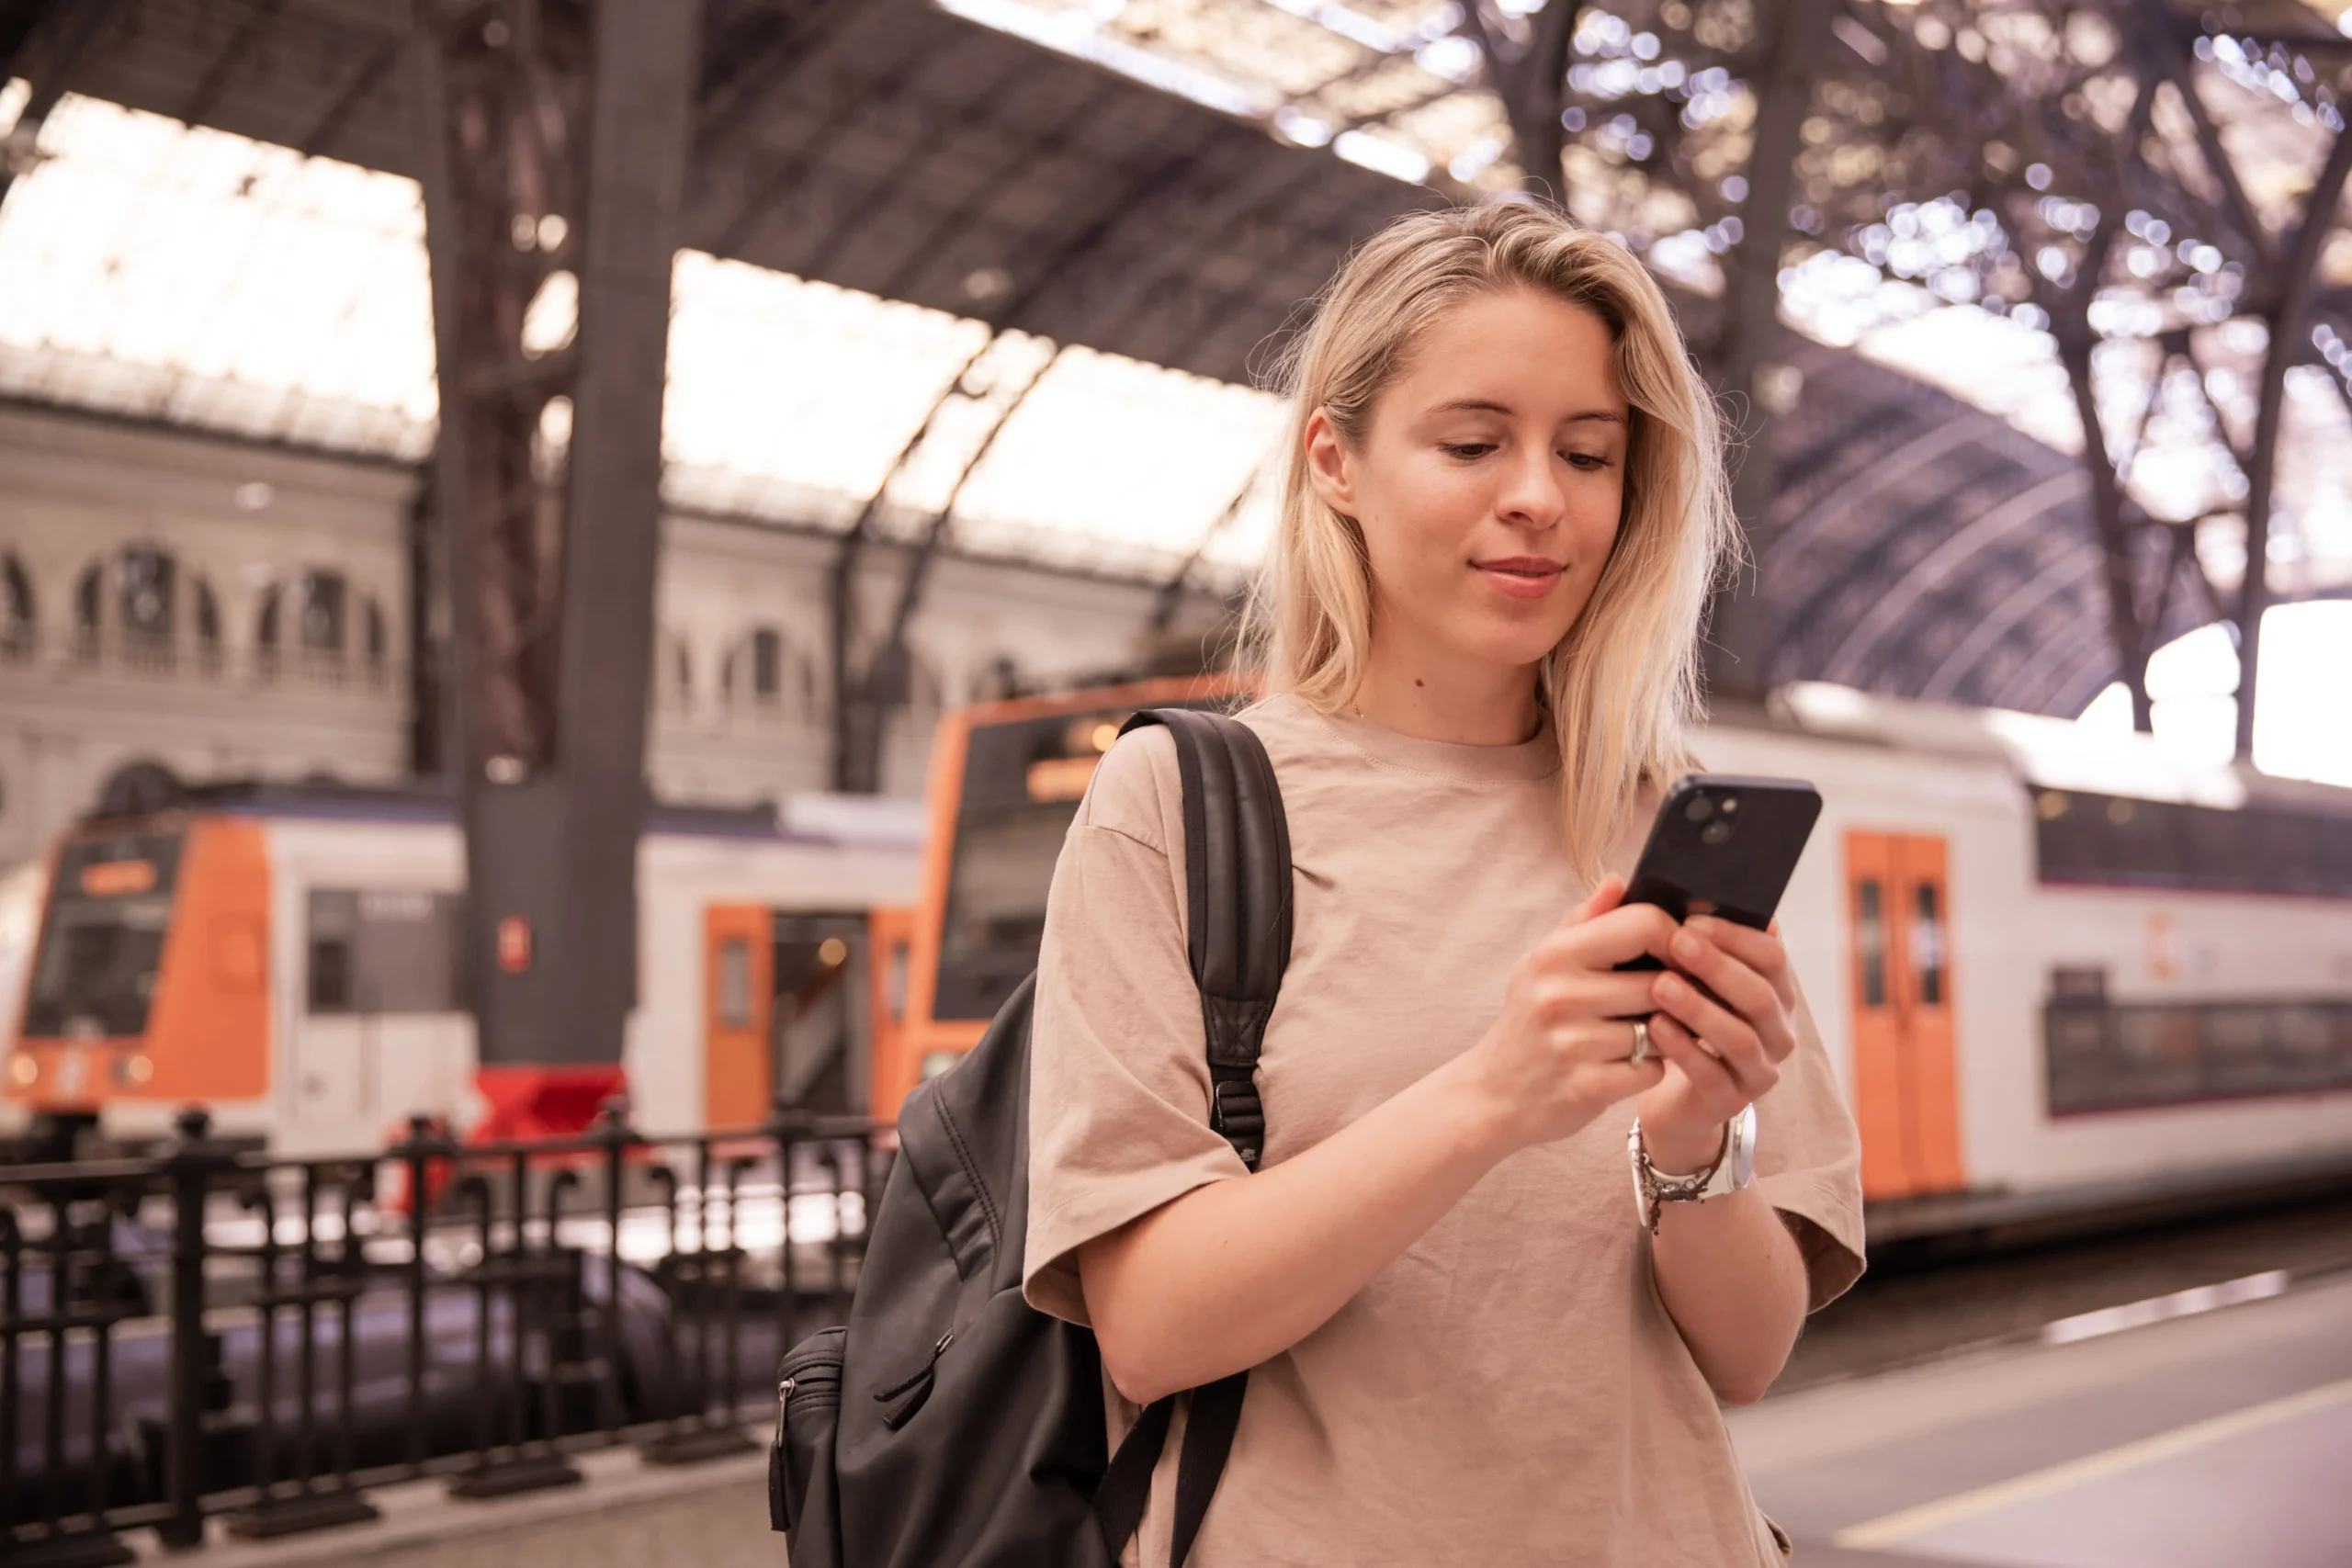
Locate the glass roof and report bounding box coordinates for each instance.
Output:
[0,88,1286,583]
[936,0,1514,188]
[941,0,2352,605]
[2,3,2350,688]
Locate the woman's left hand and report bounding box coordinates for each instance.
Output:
[1634,915,1800,1174]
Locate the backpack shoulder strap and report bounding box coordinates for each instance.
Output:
[1116,706,1291,1168]
[1096,705,1290,1568]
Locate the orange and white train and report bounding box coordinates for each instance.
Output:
[0,783,922,1157]
[7,678,2352,1235]
[878,677,2352,1229]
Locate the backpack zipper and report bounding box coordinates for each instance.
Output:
[874,1330,955,1430]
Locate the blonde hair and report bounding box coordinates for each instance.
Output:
[1248,201,1736,873]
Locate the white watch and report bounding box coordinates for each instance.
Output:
[1628,1103,1758,1234]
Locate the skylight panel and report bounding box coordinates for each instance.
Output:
[934,0,1278,118]
[949,344,1287,572]
[933,0,1489,189]
[0,91,1286,579]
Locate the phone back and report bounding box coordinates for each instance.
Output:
[1623,773,1822,930]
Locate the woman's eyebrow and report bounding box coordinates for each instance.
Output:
[1425,398,1625,426]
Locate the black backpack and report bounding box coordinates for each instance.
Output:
[771,707,1293,1568]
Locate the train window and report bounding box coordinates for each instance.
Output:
[1855,879,1887,1008]
[2045,988,2352,1113]
[304,888,465,1015]
[309,927,353,1012]
[717,936,752,1028]
[1911,884,1944,1007]
[23,831,186,1038]
[2033,787,2352,897]
[884,940,909,1025]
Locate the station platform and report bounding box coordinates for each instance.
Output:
[1730,1269,2352,1565]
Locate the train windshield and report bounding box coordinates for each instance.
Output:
[933,694,1246,1021]
[933,710,1127,1021]
[24,829,186,1038]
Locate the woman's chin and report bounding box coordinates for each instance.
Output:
[1465,613,1579,672]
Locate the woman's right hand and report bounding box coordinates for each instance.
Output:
[1456,874,1676,1152]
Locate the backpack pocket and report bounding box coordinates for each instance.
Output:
[771,1326,846,1535]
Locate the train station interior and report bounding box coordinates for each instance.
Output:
[2,0,2349,1564]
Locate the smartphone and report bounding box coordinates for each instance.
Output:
[1614,773,1821,971]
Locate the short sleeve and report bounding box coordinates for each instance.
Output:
[1754,983,1866,1311]
[1022,726,1250,1327]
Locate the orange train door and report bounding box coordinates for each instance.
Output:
[1845,832,1964,1198]
[704,905,774,1129]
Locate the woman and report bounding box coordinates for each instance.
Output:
[1023,202,1863,1566]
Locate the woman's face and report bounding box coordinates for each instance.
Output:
[1306,287,1630,678]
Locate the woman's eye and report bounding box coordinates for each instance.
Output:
[1563,452,1613,471]
[1442,443,1497,459]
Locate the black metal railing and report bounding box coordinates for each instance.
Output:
[1,1103,880,1565]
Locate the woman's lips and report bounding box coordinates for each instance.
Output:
[1473,557,1565,600]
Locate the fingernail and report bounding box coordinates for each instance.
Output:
[1657,974,1685,1000]
[1671,931,1702,962]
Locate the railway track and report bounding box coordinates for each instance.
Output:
[1778,1190,2352,1393]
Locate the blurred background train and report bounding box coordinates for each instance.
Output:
[0,776,925,1158]
[6,674,2351,1232]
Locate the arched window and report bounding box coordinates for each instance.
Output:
[74,564,102,661]
[119,547,175,641]
[118,546,175,670]
[363,595,387,679]
[751,626,783,703]
[1,554,32,660]
[193,577,222,675]
[298,570,347,656]
[724,626,795,716]
[254,584,282,678]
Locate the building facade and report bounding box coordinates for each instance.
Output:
[0,400,1218,870]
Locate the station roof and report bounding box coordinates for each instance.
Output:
[14,0,1437,385]
[0,0,2347,720]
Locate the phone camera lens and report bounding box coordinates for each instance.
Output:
[1701,819,1734,846]
[1720,795,1739,814]
[1683,795,1716,823]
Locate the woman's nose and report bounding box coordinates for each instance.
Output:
[1495,448,1566,529]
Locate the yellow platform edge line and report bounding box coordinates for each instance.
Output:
[1832,1374,2352,1550]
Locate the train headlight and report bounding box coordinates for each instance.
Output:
[122,1055,154,1086]
[7,1055,34,1087]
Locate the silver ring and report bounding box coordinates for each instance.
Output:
[1629,1017,1656,1066]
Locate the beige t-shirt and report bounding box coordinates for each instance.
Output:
[1024,694,1864,1567]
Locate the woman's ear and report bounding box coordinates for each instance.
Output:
[1303,408,1356,516]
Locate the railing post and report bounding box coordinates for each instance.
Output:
[593,1098,632,1436]
[160,1107,228,1552]
[385,1114,444,1476]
